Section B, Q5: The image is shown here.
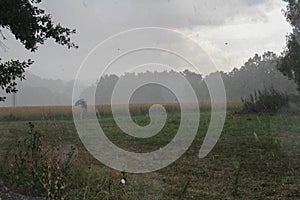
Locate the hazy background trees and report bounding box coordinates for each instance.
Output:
[1,51,297,106]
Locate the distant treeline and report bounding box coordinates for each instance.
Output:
[82,51,297,104]
[0,51,298,106]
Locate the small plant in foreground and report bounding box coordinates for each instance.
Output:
[3,122,75,199]
[232,161,241,198]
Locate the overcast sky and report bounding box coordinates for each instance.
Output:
[1,0,292,85]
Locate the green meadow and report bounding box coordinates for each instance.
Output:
[0,105,299,199]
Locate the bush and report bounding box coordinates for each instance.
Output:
[241,88,289,113]
[0,122,135,199]
[2,122,76,199]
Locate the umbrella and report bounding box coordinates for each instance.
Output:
[75,98,85,106]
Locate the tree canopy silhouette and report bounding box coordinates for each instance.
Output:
[0,0,77,101]
[278,0,300,90]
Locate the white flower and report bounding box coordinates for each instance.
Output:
[121,178,126,185]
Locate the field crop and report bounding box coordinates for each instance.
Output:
[0,102,242,121]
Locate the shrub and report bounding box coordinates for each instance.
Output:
[0,121,134,199]
[2,122,76,199]
[241,88,289,113]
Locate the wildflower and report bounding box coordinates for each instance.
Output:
[120,178,126,185]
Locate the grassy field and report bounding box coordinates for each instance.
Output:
[0,104,300,199]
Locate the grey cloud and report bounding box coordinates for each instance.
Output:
[85,0,279,29]
[0,0,287,85]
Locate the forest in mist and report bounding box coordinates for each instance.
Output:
[1,51,297,106]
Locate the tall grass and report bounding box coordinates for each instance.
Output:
[0,102,242,121]
[0,106,73,121]
[0,121,135,199]
[241,88,289,113]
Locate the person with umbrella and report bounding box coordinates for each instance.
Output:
[75,98,88,119]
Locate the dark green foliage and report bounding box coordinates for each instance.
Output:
[241,88,289,113]
[278,34,300,90]
[0,0,77,101]
[282,0,300,29]
[278,0,300,90]
[0,0,77,51]
[0,59,33,101]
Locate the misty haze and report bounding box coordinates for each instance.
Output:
[1,0,300,199]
